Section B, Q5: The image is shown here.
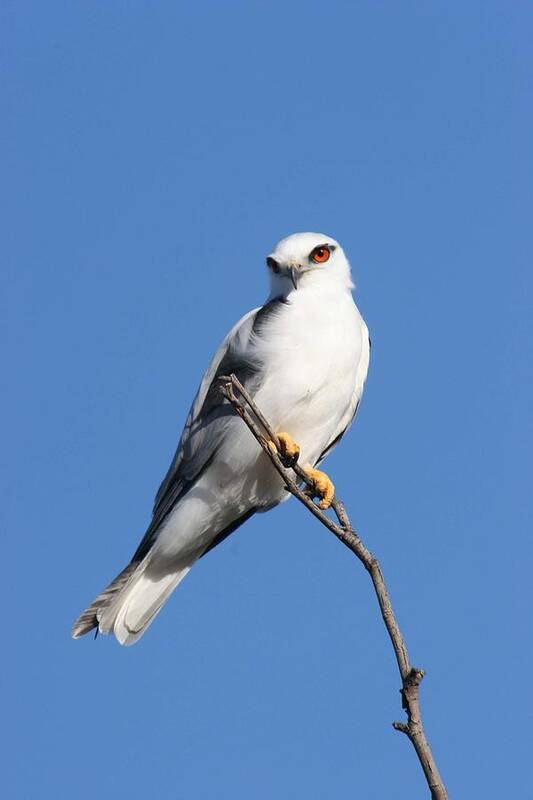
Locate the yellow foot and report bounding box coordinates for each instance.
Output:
[268,431,300,468]
[304,466,335,510]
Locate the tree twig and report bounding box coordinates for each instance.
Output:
[218,373,448,800]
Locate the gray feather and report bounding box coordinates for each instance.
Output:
[71,297,287,639]
[133,298,286,561]
[71,562,139,638]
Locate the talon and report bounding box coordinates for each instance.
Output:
[304,466,335,510]
[269,431,300,467]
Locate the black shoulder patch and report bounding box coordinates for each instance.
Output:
[251,296,288,337]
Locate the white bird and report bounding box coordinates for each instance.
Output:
[72,232,370,645]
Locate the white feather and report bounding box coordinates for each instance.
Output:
[97,558,194,646]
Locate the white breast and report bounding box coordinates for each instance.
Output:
[253,284,369,466]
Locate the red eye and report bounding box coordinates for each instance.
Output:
[310,245,331,264]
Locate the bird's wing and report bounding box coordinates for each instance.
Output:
[131,299,284,562]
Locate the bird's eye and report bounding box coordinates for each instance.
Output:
[310,245,331,264]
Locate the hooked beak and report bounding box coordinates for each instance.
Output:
[289,264,298,290]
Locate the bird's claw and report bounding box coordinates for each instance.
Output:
[268,431,300,468]
[304,466,335,510]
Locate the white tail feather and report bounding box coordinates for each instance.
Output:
[97,560,193,646]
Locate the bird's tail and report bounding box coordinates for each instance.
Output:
[71,556,194,646]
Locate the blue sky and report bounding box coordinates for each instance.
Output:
[3,2,532,797]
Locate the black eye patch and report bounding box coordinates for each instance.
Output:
[266,256,281,274]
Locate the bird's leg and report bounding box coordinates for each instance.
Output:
[303,466,335,510]
[267,435,334,508]
[268,431,300,468]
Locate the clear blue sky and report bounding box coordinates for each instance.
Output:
[3,2,532,797]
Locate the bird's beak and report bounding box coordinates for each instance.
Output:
[289,265,298,291]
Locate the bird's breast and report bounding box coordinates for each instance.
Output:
[252,288,366,462]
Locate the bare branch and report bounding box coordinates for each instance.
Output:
[218,373,448,800]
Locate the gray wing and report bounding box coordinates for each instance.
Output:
[131,299,284,562]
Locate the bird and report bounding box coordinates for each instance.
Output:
[72,232,370,645]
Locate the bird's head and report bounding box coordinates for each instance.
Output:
[266,232,353,298]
